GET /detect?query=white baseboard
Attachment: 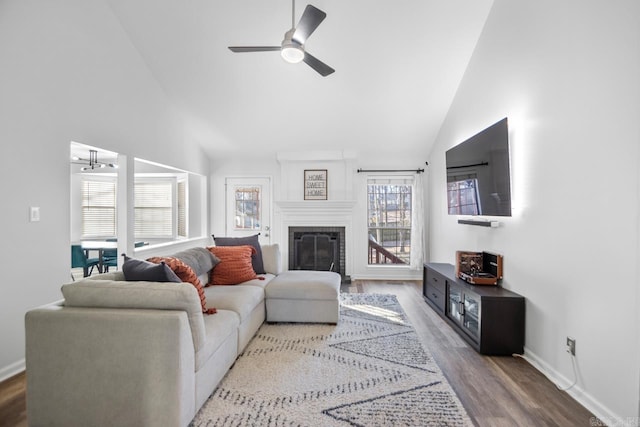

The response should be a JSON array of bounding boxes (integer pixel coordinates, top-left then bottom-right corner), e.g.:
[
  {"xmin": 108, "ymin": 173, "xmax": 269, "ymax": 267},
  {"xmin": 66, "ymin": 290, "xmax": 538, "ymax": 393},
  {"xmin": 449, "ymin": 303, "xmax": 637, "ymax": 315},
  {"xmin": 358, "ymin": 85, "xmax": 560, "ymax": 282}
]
[
  {"xmin": 350, "ymin": 271, "xmax": 422, "ymax": 281},
  {"xmin": 0, "ymin": 359, "xmax": 25, "ymax": 383},
  {"xmin": 522, "ymin": 346, "xmax": 624, "ymax": 425}
]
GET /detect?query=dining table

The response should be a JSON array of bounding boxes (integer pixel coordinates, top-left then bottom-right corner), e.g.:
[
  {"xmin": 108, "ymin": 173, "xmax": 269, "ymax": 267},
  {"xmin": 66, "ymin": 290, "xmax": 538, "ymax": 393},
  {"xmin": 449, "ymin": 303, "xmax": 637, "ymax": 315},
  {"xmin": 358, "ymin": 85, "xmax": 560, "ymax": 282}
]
[{"xmin": 80, "ymin": 240, "xmax": 118, "ymax": 273}]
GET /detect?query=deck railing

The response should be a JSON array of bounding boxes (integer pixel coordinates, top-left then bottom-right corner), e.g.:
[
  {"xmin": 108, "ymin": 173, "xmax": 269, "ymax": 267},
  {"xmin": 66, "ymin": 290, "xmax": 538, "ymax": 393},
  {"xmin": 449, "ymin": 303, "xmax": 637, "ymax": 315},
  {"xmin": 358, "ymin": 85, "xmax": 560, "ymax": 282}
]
[{"xmin": 368, "ymin": 235, "xmax": 407, "ymax": 264}]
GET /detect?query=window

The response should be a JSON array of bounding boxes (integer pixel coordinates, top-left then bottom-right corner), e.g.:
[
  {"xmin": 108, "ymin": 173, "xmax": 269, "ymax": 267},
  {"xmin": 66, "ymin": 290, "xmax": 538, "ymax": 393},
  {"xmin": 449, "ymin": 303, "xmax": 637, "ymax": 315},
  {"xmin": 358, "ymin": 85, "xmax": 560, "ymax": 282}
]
[
  {"xmin": 134, "ymin": 179, "xmax": 174, "ymax": 238},
  {"xmin": 233, "ymin": 186, "xmax": 261, "ymax": 230},
  {"xmin": 73, "ymin": 144, "xmax": 204, "ymax": 249},
  {"xmin": 81, "ymin": 177, "xmax": 187, "ymax": 240},
  {"xmin": 367, "ymin": 177, "xmax": 413, "ymax": 265},
  {"xmin": 177, "ymin": 179, "xmax": 187, "ymax": 237},
  {"xmin": 81, "ymin": 178, "xmax": 116, "ymax": 238}
]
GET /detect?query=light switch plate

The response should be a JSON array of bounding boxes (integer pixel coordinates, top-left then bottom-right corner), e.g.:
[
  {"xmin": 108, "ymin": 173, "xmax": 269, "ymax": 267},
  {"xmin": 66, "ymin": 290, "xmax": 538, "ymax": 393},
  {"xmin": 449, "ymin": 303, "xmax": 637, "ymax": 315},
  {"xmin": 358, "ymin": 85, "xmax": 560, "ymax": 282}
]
[{"xmin": 30, "ymin": 206, "xmax": 40, "ymax": 222}]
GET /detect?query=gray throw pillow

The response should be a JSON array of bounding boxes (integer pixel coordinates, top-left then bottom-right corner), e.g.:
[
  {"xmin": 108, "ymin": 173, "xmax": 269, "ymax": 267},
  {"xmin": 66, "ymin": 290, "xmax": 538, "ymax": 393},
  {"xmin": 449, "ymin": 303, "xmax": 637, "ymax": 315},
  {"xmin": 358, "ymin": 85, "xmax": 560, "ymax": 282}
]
[
  {"xmin": 122, "ymin": 255, "xmax": 181, "ymax": 282},
  {"xmin": 172, "ymin": 247, "xmax": 220, "ymax": 277},
  {"xmin": 212, "ymin": 234, "xmax": 265, "ymax": 274}
]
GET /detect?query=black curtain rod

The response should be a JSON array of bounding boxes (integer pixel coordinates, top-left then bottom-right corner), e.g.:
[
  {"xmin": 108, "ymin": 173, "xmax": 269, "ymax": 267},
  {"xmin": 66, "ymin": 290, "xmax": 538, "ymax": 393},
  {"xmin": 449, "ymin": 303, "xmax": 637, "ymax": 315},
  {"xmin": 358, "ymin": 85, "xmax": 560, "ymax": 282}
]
[
  {"xmin": 357, "ymin": 168, "xmax": 424, "ymax": 173},
  {"xmin": 446, "ymin": 161, "xmax": 489, "ymax": 170},
  {"xmin": 357, "ymin": 162, "xmax": 428, "ymax": 174}
]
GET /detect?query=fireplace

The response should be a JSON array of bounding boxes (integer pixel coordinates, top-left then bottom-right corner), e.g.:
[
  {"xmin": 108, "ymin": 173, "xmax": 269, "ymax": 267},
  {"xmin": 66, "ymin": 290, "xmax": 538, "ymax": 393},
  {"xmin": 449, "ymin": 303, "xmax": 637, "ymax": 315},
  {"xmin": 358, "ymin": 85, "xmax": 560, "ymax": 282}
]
[{"xmin": 288, "ymin": 226, "xmax": 347, "ymax": 281}]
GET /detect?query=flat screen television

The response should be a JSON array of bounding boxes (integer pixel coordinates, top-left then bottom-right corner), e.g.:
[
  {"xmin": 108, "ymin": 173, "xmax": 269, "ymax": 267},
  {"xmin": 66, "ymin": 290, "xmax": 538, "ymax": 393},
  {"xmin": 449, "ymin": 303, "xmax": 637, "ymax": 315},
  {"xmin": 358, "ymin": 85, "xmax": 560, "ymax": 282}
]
[{"xmin": 446, "ymin": 118, "xmax": 512, "ymax": 217}]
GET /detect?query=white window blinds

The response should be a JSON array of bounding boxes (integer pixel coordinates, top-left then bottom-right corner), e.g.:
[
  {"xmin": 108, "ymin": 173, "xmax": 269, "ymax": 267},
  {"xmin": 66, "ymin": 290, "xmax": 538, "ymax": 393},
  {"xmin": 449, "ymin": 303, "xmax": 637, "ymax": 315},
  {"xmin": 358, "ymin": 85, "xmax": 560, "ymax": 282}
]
[
  {"xmin": 135, "ymin": 180, "xmax": 174, "ymax": 238},
  {"xmin": 177, "ymin": 180, "xmax": 187, "ymax": 237},
  {"xmin": 82, "ymin": 179, "xmax": 116, "ymax": 238}
]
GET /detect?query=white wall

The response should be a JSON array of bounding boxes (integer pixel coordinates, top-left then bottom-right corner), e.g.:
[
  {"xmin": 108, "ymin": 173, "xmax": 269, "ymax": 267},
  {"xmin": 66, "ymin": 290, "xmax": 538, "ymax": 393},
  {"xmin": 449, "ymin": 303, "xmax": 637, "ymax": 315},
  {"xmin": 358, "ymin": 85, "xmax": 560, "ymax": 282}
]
[
  {"xmin": 428, "ymin": 0, "xmax": 640, "ymax": 421},
  {"xmin": 0, "ymin": 0, "xmax": 209, "ymax": 380}
]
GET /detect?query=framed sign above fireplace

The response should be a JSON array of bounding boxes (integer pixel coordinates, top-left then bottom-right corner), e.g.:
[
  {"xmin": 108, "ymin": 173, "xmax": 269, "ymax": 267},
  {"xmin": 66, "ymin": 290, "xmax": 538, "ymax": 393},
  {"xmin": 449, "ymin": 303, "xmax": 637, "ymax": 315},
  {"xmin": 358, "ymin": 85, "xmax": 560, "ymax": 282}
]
[{"xmin": 304, "ymin": 169, "xmax": 328, "ymax": 200}]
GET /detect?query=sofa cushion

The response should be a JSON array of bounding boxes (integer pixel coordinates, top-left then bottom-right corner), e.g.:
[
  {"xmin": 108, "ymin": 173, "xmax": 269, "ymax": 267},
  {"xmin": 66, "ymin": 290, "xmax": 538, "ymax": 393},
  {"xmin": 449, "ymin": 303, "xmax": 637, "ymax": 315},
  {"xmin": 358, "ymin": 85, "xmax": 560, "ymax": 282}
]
[
  {"xmin": 207, "ymin": 246, "xmax": 261, "ymax": 285},
  {"xmin": 122, "ymin": 255, "xmax": 181, "ymax": 283},
  {"xmin": 61, "ymin": 279, "xmax": 207, "ymax": 352},
  {"xmin": 171, "ymin": 247, "xmax": 220, "ymax": 277},
  {"xmin": 203, "ymin": 285, "xmax": 264, "ymax": 323},
  {"xmin": 265, "ymin": 270, "xmax": 341, "ymax": 300},
  {"xmin": 196, "ymin": 309, "xmax": 239, "ymax": 371},
  {"xmin": 212, "ymin": 234, "xmax": 265, "ymax": 274},
  {"xmin": 147, "ymin": 257, "xmax": 216, "ymax": 315},
  {"xmin": 237, "ymin": 273, "xmax": 276, "ymax": 290}
]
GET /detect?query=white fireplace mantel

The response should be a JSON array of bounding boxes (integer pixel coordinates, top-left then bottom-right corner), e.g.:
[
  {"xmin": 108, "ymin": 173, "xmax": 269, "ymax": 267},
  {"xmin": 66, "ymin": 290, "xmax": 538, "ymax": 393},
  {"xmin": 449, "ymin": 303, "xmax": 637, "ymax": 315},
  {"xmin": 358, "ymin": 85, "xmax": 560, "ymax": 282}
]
[{"xmin": 275, "ymin": 200, "xmax": 357, "ymax": 274}]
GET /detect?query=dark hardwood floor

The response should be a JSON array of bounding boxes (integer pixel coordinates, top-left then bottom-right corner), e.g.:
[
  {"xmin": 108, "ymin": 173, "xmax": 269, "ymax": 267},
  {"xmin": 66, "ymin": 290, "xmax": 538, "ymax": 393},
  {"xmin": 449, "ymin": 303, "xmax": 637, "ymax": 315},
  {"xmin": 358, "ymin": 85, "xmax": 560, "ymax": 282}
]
[
  {"xmin": 0, "ymin": 281, "xmax": 596, "ymax": 427},
  {"xmin": 0, "ymin": 371, "xmax": 26, "ymax": 427},
  {"xmin": 347, "ymin": 280, "xmax": 597, "ymax": 427}
]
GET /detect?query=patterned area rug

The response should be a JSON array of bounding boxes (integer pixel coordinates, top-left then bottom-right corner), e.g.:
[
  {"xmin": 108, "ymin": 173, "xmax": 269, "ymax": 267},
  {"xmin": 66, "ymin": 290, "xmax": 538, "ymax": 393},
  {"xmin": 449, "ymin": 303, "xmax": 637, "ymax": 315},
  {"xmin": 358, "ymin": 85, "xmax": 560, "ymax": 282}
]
[{"xmin": 191, "ymin": 293, "xmax": 472, "ymax": 426}]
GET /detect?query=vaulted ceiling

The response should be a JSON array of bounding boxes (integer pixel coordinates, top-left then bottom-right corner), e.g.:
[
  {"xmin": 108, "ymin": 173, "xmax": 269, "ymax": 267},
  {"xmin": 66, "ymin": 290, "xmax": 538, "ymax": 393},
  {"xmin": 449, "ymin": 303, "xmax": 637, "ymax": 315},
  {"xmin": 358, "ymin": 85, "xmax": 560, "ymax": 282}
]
[{"xmin": 107, "ymin": 0, "xmax": 493, "ymax": 159}]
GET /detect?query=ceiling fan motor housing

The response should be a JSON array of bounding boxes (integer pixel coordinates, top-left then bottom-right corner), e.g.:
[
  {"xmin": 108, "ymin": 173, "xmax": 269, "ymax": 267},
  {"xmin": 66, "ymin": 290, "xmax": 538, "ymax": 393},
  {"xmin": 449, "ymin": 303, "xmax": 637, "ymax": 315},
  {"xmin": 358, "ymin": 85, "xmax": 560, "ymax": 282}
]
[{"xmin": 281, "ymin": 29, "xmax": 304, "ymax": 63}]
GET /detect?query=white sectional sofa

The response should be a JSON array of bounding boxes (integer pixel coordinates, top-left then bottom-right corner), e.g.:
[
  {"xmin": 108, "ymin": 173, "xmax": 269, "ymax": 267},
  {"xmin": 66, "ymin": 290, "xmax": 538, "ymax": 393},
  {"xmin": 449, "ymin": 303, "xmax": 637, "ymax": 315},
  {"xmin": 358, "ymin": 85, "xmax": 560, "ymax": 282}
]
[{"xmin": 25, "ymin": 244, "xmax": 341, "ymax": 427}]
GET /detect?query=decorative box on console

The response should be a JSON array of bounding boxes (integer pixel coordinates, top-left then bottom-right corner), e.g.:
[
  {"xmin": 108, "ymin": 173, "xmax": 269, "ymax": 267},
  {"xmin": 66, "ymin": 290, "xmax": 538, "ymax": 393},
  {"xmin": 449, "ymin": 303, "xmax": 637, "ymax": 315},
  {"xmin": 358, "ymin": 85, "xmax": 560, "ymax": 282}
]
[{"xmin": 455, "ymin": 251, "xmax": 503, "ymax": 285}]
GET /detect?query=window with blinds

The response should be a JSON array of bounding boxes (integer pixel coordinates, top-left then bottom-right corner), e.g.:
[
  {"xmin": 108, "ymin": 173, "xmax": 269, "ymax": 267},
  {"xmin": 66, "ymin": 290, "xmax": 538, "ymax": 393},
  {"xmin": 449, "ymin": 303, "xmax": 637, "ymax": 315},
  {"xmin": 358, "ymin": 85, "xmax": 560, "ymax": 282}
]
[
  {"xmin": 367, "ymin": 177, "xmax": 413, "ymax": 265},
  {"xmin": 177, "ymin": 180, "xmax": 187, "ymax": 237},
  {"xmin": 81, "ymin": 176, "xmax": 187, "ymax": 241},
  {"xmin": 135, "ymin": 180, "xmax": 174, "ymax": 238},
  {"xmin": 81, "ymin": 179, "xmax": 117, "ymax": 238}
]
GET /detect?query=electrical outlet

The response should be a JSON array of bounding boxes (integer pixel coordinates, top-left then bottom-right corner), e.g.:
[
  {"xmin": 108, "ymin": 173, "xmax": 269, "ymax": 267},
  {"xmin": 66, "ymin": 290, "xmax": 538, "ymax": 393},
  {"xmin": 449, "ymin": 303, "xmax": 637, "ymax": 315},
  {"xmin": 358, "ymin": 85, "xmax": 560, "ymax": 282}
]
[{"xmin": 566, "ymin": 337, "xmax": 576, "ymax": 356}]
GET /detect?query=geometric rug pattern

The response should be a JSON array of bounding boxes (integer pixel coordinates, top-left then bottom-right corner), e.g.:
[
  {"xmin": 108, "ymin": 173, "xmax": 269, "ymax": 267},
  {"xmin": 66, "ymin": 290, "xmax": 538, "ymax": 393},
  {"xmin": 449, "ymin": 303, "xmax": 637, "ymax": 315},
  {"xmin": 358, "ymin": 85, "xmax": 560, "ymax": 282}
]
[{"xmin": 191, "ymin": 293, "xmax": 472, "ymax": 426}]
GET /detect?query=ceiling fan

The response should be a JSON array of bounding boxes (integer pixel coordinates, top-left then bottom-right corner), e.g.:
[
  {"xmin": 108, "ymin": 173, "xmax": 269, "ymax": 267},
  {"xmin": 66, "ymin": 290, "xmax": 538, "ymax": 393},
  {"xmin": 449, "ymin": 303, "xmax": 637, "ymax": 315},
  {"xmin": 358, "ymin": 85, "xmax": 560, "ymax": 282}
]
[{"xmin": 228, "ymin": 1, "xmax": 335, "ymax": 77}]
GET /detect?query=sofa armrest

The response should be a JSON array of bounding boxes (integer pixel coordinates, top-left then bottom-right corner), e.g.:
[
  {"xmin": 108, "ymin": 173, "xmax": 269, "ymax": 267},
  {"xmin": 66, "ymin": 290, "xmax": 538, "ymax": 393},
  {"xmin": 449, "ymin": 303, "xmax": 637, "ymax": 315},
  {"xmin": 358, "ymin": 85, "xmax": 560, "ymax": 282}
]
[{"xmin": 25, "ymin": 305, "xmax": 196, "ymax": 427}]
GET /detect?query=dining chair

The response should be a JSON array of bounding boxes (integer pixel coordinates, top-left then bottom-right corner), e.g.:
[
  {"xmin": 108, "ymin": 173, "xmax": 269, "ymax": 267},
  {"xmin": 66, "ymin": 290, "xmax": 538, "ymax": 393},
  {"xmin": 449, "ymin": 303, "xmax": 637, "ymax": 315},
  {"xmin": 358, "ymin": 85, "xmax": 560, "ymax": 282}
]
[
  {"xmin": 71, "ymin": 245, "xmax": 100, "ymax": 278},
  {"xmin": 102, "ymin": 238, "xmax": 118, "ymax": 272}
]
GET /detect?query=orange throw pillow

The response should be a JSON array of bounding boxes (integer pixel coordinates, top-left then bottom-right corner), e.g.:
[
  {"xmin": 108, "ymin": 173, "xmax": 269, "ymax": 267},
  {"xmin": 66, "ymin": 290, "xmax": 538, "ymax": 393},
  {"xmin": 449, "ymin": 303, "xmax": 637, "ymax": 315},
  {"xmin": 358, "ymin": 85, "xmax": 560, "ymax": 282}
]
[
  {"xmin": 207, "ymin": 245, "xmax": 263, "ymax": 285},
  {"xmin": 147, "ymin": 256, "xmax": 216, "ymax": 315}
]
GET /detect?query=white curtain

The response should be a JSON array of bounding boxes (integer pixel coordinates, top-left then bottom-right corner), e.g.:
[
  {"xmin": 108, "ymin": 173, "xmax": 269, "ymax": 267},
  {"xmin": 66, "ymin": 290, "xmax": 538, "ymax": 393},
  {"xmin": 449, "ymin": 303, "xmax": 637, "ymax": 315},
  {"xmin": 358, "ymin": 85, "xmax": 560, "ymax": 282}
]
[{"xmin": 410, "ymin": 173, "xmax": 425, "ymax": 270}]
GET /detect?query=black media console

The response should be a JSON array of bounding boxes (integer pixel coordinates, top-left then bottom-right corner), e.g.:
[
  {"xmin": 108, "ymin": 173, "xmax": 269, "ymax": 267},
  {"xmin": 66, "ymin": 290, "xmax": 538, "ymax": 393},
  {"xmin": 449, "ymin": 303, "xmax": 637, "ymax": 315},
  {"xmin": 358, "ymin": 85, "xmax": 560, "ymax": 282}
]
[{"xmin": 423, "ymin": 263, "xmax": 525, "ymax": 355}]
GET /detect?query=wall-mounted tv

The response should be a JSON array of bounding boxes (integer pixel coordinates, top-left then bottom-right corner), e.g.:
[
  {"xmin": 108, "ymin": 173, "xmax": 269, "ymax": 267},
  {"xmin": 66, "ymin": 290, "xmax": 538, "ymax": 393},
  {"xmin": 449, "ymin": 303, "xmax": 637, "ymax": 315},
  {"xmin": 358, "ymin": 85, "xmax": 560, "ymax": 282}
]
[{"xmin": 446, "ymin": 118, "xmax": 511, "ymax": 217}]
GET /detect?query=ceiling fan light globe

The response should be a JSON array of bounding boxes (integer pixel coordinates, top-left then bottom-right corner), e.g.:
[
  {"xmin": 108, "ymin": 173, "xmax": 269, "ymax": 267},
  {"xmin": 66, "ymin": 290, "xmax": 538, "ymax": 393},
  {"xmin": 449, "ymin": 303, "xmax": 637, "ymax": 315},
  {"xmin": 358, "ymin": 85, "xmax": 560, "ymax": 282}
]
[{"xmin": 281, "ymin": 45, "xmax": 304, "ymax": 63}]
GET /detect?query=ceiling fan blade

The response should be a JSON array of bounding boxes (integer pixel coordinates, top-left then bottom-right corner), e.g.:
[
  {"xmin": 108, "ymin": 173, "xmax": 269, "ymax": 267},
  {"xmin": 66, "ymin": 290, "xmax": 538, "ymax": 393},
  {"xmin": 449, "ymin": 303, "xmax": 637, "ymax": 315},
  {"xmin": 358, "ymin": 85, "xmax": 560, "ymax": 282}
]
[
  {"xmin": 292, "ymin": 5, "xmax": 326, "ymax": 45},
  {"xmin": 228, "ymin": 46, "xmax": 280, "ymax": 52},
  {"xmin": 303, "ymin": 52, "xmax": 335, "ymax": 76}
]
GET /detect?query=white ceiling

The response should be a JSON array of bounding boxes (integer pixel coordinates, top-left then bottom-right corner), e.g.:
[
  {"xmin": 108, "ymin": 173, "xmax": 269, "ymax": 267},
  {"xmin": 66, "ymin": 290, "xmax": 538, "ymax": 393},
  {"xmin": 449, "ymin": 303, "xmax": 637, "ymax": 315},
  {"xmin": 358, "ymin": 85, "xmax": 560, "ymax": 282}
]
[{"xmin": 106, "ymin": 0, "xmax": 493, "ymax": 159}]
